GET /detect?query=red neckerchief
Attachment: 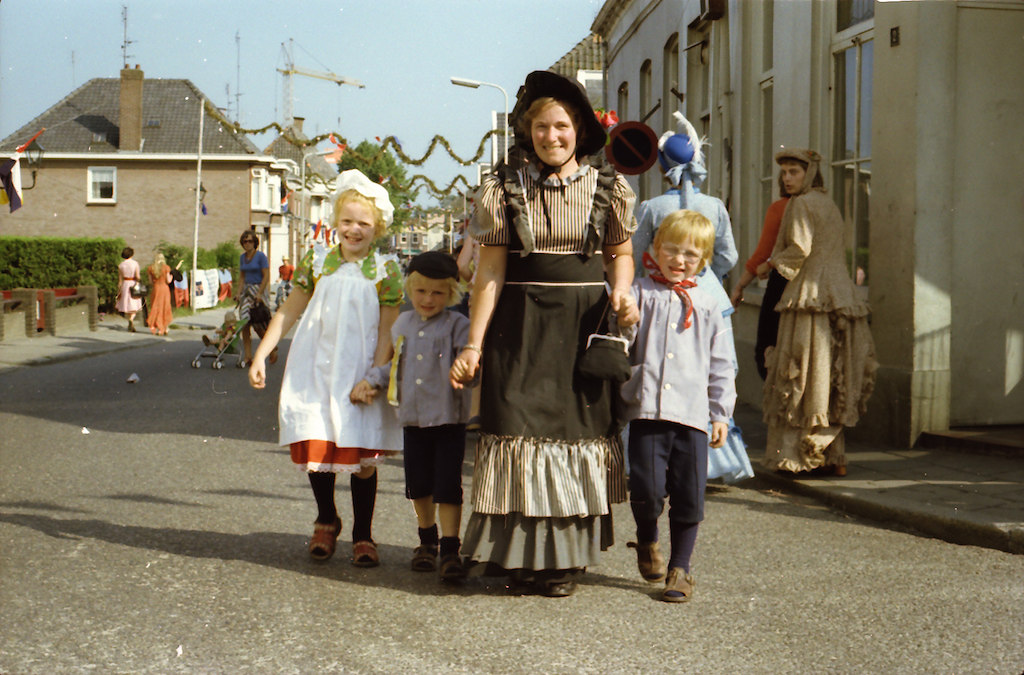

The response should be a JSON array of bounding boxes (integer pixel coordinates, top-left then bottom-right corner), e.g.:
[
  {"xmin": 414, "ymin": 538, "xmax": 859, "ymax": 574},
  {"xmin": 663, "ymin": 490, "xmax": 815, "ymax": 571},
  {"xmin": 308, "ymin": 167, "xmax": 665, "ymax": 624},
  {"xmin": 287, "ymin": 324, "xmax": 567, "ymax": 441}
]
[{"xmin": 643, "ymin": 251, "xmax": 697, "ymax": 329}]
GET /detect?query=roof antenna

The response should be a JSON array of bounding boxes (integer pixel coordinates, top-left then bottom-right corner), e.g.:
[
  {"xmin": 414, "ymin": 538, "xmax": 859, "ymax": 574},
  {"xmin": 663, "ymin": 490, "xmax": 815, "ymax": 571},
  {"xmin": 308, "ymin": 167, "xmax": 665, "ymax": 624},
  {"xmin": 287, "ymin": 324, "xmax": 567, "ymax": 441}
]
[
  {"xmin": 121, "ymin": 5, "xmax": 134, "ymax": 68},
  {"xmin": 234, "ymin": 31, "xmax": 243, "ymax": 124}
]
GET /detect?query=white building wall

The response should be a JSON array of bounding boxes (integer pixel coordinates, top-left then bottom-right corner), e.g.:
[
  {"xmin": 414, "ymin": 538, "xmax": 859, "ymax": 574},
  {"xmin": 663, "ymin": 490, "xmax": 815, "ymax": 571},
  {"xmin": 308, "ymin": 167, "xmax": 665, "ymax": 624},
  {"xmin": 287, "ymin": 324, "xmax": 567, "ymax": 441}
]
[{"xmin": 596, "ymin": 0, "xmax": 1024, "ymax": 445}]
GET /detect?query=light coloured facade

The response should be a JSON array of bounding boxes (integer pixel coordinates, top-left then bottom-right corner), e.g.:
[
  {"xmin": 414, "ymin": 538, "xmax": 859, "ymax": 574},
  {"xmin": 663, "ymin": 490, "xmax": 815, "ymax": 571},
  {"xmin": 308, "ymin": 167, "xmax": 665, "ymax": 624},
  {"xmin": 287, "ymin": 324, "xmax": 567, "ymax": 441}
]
[{"xmin": 593, "ymin": 0, "xmax": 1024, "ymax": 446}]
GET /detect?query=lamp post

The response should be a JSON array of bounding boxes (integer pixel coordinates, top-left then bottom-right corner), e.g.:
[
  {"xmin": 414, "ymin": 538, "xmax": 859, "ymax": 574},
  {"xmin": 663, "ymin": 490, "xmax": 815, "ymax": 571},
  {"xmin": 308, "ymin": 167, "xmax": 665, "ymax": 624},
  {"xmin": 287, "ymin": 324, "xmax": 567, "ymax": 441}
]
[
  {"xmin": 22, "ymin": 139, "xmax": 44, "ymax": 190},
  {"xmin": 450, "ymin": 76, "xmax": 508, "ymax": 166}
]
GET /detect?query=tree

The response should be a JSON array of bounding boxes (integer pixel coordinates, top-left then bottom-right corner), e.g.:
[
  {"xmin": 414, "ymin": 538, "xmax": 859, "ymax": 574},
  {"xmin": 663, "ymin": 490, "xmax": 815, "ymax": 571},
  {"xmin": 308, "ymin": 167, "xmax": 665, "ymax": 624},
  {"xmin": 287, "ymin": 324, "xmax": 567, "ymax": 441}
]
[{"xmin": 337, "ymin": 140, "xmax": 413, "ymax": 242}]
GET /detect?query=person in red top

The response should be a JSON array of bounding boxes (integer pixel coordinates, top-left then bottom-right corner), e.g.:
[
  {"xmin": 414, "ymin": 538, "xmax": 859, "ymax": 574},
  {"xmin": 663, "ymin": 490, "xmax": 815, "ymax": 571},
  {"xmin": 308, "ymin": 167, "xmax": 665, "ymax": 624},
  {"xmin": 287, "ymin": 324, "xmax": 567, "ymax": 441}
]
[
  {"xmin": 729, "ymin": 166, "xmax": 806, "ymax": 378},
  {"xmin": 275, "ymin": 256, "xmax": 295, "ymax": 311}
]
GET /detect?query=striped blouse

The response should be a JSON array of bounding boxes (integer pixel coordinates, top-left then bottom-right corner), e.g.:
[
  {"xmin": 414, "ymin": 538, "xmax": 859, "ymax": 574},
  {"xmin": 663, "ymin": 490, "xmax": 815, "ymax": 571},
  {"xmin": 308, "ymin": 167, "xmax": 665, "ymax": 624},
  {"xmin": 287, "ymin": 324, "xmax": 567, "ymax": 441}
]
[{"xmin": 472, "ymin": 164, "xmax": 637, "ymax": 252}]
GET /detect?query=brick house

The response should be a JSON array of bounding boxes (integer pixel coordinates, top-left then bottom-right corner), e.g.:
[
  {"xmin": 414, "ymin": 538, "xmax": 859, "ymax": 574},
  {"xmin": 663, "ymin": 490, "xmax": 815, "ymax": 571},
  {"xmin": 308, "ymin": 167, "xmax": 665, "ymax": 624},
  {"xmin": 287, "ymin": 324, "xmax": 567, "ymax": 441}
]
[{"xmin": 0, "ymin": 66, "xmax": 288, "ymax": 268}]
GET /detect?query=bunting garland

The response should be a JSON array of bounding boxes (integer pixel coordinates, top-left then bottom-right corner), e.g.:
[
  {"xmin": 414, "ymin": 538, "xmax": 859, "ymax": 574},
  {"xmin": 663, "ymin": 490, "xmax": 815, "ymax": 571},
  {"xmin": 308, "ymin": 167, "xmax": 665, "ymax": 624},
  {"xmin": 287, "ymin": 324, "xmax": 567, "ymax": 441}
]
[{"xmin": 211, "ymin": 108, "xmax": 501, "ymax": 200}]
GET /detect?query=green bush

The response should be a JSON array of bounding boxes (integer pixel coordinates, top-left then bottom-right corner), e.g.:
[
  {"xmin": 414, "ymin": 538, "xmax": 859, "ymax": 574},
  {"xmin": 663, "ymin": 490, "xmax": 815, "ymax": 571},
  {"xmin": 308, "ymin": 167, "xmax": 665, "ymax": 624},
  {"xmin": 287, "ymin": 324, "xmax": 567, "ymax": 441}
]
[
  {"xmin": 0, "ymin": 236, "xmax": 125, "ymax": 303},
  {"xmin": 157, "ymin": 239, "xmax": 238, "ymax": 276}
]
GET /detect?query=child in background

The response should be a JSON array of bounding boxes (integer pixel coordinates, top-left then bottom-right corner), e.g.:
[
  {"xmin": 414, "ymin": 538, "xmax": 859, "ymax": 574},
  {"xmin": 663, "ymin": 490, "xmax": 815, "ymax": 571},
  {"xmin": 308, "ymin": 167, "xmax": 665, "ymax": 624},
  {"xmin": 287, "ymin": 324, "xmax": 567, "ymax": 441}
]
[
  {"xmin": 202, "ymin": 311, "xmax": 238, "ymax": 351},
  {"xmin": 249, "ymin": 169, "xmax": 404, "ymax": 567},
  {"xmin": 618, "ymin": 209, "xmax": 736, "ymax": 603},
  {"xmin": 275, "ymin": 256, "xmax": 295, "ymax": 310},
  {"xmin": 353, "ymin": 251, "xmax": 472, "ymax": 581}
]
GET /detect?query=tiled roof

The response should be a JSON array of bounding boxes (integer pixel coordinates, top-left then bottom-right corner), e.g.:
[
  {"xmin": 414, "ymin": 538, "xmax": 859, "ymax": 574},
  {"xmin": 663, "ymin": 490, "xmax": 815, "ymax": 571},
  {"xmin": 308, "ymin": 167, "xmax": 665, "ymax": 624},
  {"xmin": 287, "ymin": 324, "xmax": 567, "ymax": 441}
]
[
  {"xmin": 264, "ymin": 130, "xmax": 336, "ymax": 180},
  {"xmin": 0, "ymin": 77, "xmax": 261, "ymax": 156},
  {"xmin": 550, "ymin": 33, "xmax": 605, "ymax": 77}
]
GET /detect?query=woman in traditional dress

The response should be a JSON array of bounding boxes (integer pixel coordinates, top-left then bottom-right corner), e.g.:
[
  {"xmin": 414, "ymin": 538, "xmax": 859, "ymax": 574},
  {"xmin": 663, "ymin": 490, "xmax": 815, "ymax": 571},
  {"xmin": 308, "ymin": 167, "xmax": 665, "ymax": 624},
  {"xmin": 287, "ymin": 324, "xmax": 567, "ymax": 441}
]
[
  {"xmin": 761, "ymin": 148, "xmax": 877, "ymax": 475},
  {"xmin": 115, "ymin": 246, "xmax": 142, "ymax": 332},
  {"xmin": 450, "ymin": 70, "xmax": 639, "ymax": 597}
]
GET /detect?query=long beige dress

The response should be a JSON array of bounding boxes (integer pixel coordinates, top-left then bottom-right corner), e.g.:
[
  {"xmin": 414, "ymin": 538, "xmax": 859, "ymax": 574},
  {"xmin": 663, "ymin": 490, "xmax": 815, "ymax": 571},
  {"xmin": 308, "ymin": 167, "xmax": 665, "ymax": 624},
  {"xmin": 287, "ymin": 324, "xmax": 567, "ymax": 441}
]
[{"xmin": 762, "ymin": 187, "xmax": 877, "ymax": 472}]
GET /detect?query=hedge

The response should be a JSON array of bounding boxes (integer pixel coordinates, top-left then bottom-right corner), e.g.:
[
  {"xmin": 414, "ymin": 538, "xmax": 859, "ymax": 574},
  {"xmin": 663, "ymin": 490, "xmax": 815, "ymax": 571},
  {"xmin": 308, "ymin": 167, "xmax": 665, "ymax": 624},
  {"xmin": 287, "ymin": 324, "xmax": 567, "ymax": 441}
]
[
  {"xmin": 0, "ymin": 236, "xmax": 126, "ymax": 303},
  {"xmin": 0, "ymin": 237, "xmax": 241, "ymax": 309}
]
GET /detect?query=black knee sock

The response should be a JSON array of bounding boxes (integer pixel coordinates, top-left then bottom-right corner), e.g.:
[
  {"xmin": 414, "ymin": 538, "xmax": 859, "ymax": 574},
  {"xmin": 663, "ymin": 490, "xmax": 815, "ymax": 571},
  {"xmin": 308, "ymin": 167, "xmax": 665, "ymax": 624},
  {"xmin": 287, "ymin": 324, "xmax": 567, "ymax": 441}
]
[
  {"xmin": 439, "ymin": 536, "xmax": 460, "ymax": 558},
  {"xmin": 668, "ymin": 522, "xmax": 699, "ymax": 573},
  {"xmin": 635, "ymin": 518, "xmax": 659, "ymax": 544},
  {"xmin": 350, "ymin": 471, "xmax": 377, "ymax": 542},
  {"xmin": 308, "ymin": 472, "xmax": 337, "ymax": 525},
  {"xmin": 419, "ymin": 524, "xmax": 439, "ymax": 550}
]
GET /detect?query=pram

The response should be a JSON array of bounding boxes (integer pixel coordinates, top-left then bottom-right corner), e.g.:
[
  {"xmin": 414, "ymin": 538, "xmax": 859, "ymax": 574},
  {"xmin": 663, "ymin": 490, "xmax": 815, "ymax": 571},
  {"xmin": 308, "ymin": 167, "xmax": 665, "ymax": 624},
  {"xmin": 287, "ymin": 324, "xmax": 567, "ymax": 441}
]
[{"xmin": 190, "ymin": 314, "xmax": 249, "ymax": 370}]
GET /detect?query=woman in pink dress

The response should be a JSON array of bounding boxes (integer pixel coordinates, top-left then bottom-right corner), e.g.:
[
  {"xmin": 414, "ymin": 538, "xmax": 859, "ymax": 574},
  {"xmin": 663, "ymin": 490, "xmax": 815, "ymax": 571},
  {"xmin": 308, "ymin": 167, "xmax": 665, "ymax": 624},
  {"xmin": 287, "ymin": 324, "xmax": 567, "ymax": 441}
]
[
  {"xmin": 115, "ymin": 247, "xmax": 143, "ymax": 332},
  {"xmin": 145, "ymin": 252, "xmax": 173, "ymax": 336}
]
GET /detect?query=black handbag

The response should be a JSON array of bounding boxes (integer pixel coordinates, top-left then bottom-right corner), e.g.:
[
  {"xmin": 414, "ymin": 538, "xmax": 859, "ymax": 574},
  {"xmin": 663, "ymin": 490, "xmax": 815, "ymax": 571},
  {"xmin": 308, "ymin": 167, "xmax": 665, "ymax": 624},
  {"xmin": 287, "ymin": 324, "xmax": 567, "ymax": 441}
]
[
  {"xmin": 576, "ymin": 297, "xmax": 632, "ymax": 383},
  {"xmin": 249, "ymin": 300, "xmax": 271, "ymax": 325},
  {"xmin": 129, "ymin": 282, "xmax": 147, "ymax": 299},
  {"xmin": 577, "ymin": 333, "xmax": 631, "ymax": 383}
]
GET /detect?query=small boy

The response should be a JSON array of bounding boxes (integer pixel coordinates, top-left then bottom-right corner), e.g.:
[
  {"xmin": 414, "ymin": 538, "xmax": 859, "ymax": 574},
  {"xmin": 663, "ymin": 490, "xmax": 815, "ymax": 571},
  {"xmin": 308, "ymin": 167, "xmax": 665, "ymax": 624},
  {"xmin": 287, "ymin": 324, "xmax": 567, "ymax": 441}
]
[
  {"xmin": 202, "ymin": 311, "xmax": 238, "ymax": 351},
  {"xmin": 354, "ymin": 251, "xmax": 472, "ymax": 582},
  {"xmin": 618, "ymin": 209, "xmax": 736, "ymax": 603}
]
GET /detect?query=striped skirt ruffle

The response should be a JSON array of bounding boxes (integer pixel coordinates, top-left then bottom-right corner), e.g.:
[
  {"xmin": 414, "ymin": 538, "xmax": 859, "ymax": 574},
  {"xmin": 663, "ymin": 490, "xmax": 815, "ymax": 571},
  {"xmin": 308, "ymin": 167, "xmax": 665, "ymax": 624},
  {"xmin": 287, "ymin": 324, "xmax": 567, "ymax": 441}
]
[{"xmin": 471, "ymin": 433, "xmax": 627, "ymax": 518}]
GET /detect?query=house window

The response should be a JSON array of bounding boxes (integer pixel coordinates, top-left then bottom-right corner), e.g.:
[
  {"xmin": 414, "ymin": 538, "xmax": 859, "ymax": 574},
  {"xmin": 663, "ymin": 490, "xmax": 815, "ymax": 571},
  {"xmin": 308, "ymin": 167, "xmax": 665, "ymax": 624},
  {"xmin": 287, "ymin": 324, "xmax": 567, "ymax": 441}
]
[
  {"xmin": 251, "ymin": 168, "xmax": 270, "ymax": 211},
  {"xmin": 686, "ymin": 26, "xmax": 711, "ymax": 141},
  {"xmin": 759, "ymin": 0, "xmax": 776, "ymax": 222},
  {"xmin": 639, "ymin": 60, "xmax": 653, "ymax": 201},
  {"xmin": 837, "ymin": 0, "xmax": 874, "ymax": 32},
  {"xmin": 87, "ymin": 167, "xmax": 116, "ymax": 204},
  {"xmin": 617, "ymin": 81, "xmax": 629, "ymax": 123},
  {"xmin": 760, "ymin": 83, "xmax": 775, "ymax": 219},
  {"xmin": 831, "ymin": 31, "xmax": 873, "ymax": 285},
  {"xmin": 662, "ymin": 34, "xmax": 680, "ymax": 131}
]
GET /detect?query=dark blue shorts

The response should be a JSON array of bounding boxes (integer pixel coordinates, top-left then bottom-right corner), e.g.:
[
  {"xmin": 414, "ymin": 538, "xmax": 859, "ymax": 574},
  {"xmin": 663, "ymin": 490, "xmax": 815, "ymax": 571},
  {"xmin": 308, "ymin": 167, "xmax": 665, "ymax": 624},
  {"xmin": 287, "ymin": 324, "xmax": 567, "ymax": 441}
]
[
  {"xmin": 403, "ymin": 424, "xmax": 467, "ymax": 504},
  {"xmin": 627, "ymin": 419, "xmax": 708, "ymax": 524}
]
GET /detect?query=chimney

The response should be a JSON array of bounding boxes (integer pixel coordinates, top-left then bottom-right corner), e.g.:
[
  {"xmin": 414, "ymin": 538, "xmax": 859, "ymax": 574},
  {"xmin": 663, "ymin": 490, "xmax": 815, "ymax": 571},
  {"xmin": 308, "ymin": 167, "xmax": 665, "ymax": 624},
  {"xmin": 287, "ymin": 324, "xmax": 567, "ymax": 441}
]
[
  {"xmin": 292, "ymin": 116, "xmax": 304, "ymax": 134},
  {"xmin": 119, "ymin": 65, "xmax": 144, "ymax": 151}
]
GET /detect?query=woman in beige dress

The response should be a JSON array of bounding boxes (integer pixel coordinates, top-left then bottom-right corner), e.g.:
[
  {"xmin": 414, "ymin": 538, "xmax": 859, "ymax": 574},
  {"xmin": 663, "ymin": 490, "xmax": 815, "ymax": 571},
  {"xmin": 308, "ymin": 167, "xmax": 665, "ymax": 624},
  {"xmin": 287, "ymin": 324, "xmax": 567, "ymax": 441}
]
[{"xmin": 762, "ymin": 149, "xmax": 877, "ymax": 475}]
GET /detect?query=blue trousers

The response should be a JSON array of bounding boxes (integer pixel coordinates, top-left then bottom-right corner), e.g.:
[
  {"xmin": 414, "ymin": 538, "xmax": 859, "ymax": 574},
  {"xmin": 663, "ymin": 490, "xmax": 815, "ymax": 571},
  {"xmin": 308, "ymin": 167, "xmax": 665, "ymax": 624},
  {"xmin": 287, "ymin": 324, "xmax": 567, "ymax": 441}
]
[{"xmin": 627, "ymin": 419, "xmax": 708, "ymax": 527}]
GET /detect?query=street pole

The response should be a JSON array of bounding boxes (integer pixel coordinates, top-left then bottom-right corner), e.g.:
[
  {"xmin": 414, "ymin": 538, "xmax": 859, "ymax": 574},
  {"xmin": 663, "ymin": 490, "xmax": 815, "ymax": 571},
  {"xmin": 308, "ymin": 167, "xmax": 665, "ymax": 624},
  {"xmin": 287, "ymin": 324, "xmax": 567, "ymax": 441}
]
[
  {"xmin": 190, "ymin": 99, "xmax": 205, "ymax": 313},
  {"xmin": 450, "ymin": 77, "xmax": 509, "ymax": 166}
]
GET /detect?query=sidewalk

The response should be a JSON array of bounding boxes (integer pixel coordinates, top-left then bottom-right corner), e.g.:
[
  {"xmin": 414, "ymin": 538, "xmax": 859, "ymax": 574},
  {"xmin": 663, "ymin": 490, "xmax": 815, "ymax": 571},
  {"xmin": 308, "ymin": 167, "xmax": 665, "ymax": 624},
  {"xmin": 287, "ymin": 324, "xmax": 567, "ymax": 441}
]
[
  {"xmin": 0, "ymin": 307, "xmax": 223, "ymax": 371},
  {"xmin": 2, "ymin": 313, "xmax": 1021, "ymax": 555}
]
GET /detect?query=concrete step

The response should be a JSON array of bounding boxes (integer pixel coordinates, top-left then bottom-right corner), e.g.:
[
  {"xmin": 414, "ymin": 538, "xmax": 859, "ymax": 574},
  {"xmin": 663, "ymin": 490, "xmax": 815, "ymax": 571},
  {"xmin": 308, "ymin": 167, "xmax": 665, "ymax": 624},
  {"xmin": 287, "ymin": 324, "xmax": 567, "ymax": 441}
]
[{"xmin": 917, "ymin": 426, "xmax": 1024, "ymax": 458}]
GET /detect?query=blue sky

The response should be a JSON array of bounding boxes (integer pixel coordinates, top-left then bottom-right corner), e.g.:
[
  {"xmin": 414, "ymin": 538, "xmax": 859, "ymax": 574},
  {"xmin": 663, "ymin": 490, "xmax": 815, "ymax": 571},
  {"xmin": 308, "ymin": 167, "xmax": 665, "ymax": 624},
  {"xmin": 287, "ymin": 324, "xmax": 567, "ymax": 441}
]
[{"xmin": 0, "ymin": 0, "xmax": 605, "ymax": 204}]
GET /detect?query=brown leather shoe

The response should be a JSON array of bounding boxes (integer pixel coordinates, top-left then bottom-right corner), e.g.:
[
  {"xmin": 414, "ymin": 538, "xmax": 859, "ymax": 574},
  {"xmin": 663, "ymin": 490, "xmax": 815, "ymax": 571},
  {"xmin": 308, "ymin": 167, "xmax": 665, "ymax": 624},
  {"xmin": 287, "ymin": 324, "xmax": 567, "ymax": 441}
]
[
  {"xmin": 627, "ymin": 541, "xmax": 667, "ymax": 582},
  {"xmin": 308, "ymin": 518, "xmax": 341, "ymax": 561},
  {"xmin": 662, "ymin": 567, "xmax": 695, "ymax": 603}
]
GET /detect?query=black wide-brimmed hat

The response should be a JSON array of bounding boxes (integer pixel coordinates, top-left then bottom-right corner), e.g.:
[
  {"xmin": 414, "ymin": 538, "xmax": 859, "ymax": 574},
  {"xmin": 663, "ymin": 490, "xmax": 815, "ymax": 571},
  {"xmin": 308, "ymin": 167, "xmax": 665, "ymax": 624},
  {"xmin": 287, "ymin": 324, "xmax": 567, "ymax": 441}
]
[{"xmin": 509, "ymin": 70, "xmax": 607, "ymax": 159}]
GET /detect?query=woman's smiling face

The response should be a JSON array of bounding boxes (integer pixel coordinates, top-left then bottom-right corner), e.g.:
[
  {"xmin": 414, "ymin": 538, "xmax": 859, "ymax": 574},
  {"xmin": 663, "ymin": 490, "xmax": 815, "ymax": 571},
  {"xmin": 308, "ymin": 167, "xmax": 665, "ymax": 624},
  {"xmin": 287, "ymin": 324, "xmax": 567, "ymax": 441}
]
[{"xmin": 531, "ymin": 102, "xmax": 579, "ymax": 175}]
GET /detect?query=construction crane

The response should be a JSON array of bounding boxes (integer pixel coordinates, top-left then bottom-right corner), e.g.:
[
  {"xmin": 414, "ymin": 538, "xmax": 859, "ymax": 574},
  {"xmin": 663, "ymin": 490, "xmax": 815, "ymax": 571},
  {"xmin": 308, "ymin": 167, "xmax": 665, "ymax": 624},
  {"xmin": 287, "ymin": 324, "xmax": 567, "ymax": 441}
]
[{"xmin": 277, "ymin": 38, "xmax": 364, "ymax": 130}]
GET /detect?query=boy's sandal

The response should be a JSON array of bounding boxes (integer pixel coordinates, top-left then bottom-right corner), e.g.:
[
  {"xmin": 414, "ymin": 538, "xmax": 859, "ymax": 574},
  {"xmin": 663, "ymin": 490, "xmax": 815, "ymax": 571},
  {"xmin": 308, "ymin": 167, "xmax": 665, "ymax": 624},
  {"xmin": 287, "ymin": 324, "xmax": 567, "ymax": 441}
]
[
  {"xmin": 352, "ymin": 540, "xmax": 381, "ymax": 568},
  {"xmin": 308, "ymin": 518, "xmax": 342, "ymax": 561},
  {"xmin": 661, "ymin": 568, "xmax": 695, "ymax": 603},
  {"xmin": 438, "ymin": 554, "xmax": 468, "ymax": 582},
  {"xmin": 627, "ymin": 541, "xmax": 667, "ymax": 582},
  {"xmin": 410, "ymin": 545, "xmax": 438, "ymax": 572}
]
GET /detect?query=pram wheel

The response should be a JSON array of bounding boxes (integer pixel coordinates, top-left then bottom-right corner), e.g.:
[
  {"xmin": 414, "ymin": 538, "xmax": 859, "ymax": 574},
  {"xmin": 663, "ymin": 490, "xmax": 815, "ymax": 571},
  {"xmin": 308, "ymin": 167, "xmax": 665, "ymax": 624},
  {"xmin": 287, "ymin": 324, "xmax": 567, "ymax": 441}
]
[
  {"xmin": 213, "ymin": 360, "xmax": 224, "ymax": 370},
  {"xmin": 237, "ymin": 359, "xmax": 247, "ymax": 369},
  {"xmin": 191, "ymin": 359, "xmax": 200, "ymax": 369}
]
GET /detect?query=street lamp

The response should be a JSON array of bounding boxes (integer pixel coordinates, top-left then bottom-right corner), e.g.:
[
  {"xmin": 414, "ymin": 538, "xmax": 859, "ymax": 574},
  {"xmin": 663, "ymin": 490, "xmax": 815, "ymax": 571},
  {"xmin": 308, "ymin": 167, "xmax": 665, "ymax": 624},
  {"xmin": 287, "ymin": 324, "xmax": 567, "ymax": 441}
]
[
  {"xmin": 450, "ymin": 76, "xmax": 509, "ymax": 166},
  {"xmin": 22, "ymin": 139, "xmax": 44, "ymax": 190}
]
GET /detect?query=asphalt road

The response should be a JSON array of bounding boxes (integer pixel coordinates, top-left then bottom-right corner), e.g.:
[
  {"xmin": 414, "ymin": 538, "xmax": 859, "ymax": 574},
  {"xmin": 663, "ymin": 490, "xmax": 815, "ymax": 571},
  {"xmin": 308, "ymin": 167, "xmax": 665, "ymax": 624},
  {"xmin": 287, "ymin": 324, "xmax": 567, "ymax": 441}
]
[{"xmin": 1, "ymin": 337, "xmax": 1022, "ymax": 673}]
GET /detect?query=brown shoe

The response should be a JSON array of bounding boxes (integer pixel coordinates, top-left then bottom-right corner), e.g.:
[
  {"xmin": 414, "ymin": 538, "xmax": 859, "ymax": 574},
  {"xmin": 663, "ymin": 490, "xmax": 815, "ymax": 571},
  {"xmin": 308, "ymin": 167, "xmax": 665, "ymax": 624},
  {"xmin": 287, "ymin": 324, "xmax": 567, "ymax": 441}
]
[
  {"xmin": 410, "ymin": 545, "xmax": 437, "ymax": 572},
  {"xmin": 352, "ymin": 540, "xmax": 380, "ymax": 568},
  {"xmin": 662, "ymin": 567, "xmax": 695, "ymax": 603},
  {"xmin": 439, "ymin": 554, "xmax": 468, "ymax": 582},
  {"xmin": 309, "ymin": 518, "xmax": 341, "ymax": 561},
  {"xmin": 627, "ymin": 541, "xmax": 667, "ymax": 582}
]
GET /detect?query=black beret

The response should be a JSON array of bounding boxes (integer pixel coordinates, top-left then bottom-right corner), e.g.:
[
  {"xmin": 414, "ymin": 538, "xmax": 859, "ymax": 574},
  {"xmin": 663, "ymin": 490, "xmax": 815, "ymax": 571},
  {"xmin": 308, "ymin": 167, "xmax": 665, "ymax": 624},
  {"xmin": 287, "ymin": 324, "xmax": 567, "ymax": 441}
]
[{"xmin": 408, "ymin": 251, "xmax": 458, "ymax": 280}]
